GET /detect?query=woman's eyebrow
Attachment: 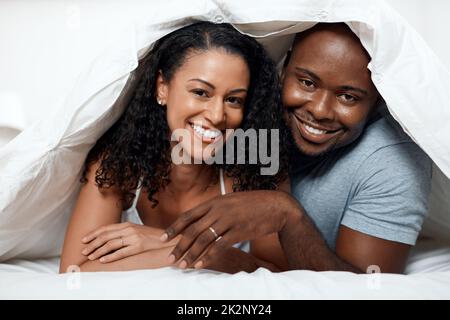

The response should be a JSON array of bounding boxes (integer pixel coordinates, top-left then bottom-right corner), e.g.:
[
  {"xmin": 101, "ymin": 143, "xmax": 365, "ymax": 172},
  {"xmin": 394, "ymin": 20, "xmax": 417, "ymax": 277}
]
[
  {"xmin": 229, "ymin": 88, "xmax": 248, "ymax": 94},
  {"xmin": 189, "ymin": 79, "xmax": 247, "ymax": 94},
  {"xmin": 188, "ymin": 78, "xmax": 215, "ymax": 89}
]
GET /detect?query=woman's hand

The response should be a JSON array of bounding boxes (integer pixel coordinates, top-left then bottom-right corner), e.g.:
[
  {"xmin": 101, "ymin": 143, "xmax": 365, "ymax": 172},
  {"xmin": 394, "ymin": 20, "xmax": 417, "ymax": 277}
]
[
  {"xmin": 161, "ymin": 190, "xmax": 303, "ymax": 267},
  {"xmin": 81, "ymin": 222, "xmax": 180, "ymax": 263}
]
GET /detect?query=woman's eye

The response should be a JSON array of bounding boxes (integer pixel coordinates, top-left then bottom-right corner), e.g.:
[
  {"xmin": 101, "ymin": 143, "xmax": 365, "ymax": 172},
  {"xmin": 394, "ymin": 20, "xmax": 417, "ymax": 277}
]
[
  {"xmin": 338, "ymin": 93, "xmax": 358, "ymax": 103},
  {"xmin": 299, "ymin": 79, "xmax": 315, "ymax": 89},
  {"xmin": 192, "ymin": 89, "xmax": 208, "ymax": 97},
  {"xmin": 226, "ymin": 96, "xmax": 244, "ymax": 106}
]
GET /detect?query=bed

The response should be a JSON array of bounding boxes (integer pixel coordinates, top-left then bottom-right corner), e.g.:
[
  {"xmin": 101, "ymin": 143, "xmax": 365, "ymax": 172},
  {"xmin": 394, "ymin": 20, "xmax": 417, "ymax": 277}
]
[
  {"xmin": 1, "ymin": 239, "xmax": 450, "ymax": 299},
  {"xmin": 1, "ymin": 0, "xmax": 450, "ymax": 299}
]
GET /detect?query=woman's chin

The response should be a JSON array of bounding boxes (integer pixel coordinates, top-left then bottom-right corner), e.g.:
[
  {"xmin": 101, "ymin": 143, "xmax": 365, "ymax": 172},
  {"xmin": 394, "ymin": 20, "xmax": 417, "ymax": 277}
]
[{"xmin": 191, "ymin": 153, "xmax": 214, "ymax": 164}]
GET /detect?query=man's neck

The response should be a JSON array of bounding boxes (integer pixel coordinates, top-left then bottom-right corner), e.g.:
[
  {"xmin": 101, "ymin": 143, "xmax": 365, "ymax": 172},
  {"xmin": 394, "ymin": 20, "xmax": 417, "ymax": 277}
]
[{"xmin": 290, "ymin": 148, "xmax": 335, "ymax": 174}]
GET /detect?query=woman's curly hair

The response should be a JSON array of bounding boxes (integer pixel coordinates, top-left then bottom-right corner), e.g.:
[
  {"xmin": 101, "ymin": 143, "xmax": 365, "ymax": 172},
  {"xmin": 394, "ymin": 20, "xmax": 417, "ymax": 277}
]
[{"xmin": 82, "ymin": 21, "xmax": 292, "ymax": 208}]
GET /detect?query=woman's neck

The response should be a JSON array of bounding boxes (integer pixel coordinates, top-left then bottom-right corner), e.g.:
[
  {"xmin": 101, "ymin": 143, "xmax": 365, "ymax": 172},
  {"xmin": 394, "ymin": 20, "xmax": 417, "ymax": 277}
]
[{"xmin": 167, "ymin": 163, "xmax": 215, "ymax": 194}]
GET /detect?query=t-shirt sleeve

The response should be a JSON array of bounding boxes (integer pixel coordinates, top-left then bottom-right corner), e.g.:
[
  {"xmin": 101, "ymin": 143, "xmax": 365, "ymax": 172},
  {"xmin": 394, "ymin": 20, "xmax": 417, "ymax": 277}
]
[{"xmin": 341, "ymin": 142, "xmax": 432, "ymax": 245}]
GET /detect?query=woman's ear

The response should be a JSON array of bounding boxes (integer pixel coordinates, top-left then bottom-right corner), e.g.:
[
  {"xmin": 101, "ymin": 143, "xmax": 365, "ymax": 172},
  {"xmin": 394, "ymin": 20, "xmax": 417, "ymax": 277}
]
[
  {"xmin": 155, "ymin": 70, "xmax": 168, "ymax": 106},
  {"xmin": 279, "ymin": 69, "xmax": 286, "ymax": 83}
]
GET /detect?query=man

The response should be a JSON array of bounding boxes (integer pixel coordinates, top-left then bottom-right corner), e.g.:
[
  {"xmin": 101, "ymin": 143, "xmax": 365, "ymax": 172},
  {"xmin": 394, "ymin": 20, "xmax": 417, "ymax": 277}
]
[{"xmin": 161, "ymin": 23, "xmax": 432, "ymax": 274}]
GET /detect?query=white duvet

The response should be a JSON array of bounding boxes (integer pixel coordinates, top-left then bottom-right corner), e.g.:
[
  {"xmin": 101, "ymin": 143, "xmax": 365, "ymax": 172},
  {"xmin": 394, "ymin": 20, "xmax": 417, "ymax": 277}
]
[
  {"xmin": 1, "ymin": 243, "xmax": 450, "ymax": 299},
  {"xmin": 1, "ymin": 0, "xmax": 450, "ymax": 299}
]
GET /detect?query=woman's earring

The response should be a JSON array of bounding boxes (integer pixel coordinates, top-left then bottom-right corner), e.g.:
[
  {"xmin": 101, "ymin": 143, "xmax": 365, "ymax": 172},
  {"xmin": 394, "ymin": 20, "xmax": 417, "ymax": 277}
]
[{"xmin": 157, "ymin": 98, "xmax": 166, "ymax": 106}]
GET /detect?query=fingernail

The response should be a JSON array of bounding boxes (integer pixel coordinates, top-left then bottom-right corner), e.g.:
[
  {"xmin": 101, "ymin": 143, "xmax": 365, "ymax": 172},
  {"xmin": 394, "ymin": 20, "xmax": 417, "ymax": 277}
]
[
  {"xmin": 82, "ymin": 249, "xmax": 87, "ymax": 255},
  {"xmin": 179, "ymin": 260, "xmax": 187, "ymax": 269},
  {"xmin": 82, "ymin": 237, "xmax": 88, "ymax": 243},
  {"xmin": 168, "ymin": 254, "xmax": 175, "ymax": 263},
  {"xmin": 99, "ymin": 257, "xmax": 105, "ymax": 263},
  {"xmin": 160, "ymin": 233, "xmax": 168, "ymax": 242},
  {"xmin": 194, "ymin": 261, "xmax": 203, "ymax": 269},
  {"xmin": 88, "ymin": 255, "xmax": 94, "ymax": 260}
]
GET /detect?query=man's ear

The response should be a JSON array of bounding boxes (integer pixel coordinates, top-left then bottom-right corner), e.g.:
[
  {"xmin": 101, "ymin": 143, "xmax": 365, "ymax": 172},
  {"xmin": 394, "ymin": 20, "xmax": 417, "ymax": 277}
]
[
  {"xmin": 370, "ymin": 94, "xmax": 387, "ymax": 118},
  {"xmin": 155, "ymin": 70, "xmax": 168, "ymax": 106}
]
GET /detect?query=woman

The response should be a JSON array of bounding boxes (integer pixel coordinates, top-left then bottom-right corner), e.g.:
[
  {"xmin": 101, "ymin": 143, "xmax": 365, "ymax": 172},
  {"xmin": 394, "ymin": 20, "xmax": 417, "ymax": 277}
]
[{"xmin": 59, "ymin": 22, "xmax": 291, "ymax": 273}]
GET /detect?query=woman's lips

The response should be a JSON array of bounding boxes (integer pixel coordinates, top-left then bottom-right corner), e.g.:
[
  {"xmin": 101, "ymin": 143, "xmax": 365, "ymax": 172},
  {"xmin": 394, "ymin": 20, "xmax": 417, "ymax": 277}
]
[{"xmin": 293, "ymin": 115, "xmax": 342, "ymax": 144}]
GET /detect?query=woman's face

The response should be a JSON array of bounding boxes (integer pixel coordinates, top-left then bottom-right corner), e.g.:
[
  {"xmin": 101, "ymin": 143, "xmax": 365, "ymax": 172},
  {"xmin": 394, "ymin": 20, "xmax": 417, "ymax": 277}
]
[{"xmin": 157, "ymin": 48, "xmax": 250, "ymax": 162}]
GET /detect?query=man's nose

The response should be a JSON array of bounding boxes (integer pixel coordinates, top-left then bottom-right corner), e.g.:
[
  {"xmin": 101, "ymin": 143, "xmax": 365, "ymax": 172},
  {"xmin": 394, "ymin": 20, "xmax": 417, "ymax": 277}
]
[{"xmin": 308, "ymin": 90, "xmax": 335, "ymax": 121}]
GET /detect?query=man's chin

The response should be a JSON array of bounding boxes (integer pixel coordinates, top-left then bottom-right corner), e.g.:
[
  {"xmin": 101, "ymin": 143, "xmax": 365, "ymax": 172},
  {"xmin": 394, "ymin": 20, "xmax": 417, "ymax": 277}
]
[{"xmin": 294, "ymin": 141, "xmax": 337, "ymax": 158}]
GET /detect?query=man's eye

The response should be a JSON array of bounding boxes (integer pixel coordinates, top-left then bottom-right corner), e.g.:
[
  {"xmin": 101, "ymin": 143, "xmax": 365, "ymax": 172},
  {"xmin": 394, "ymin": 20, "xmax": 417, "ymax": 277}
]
[
  {"xmin": 192, "ymin": 89, "xmax": 208, "ymax": 97},
  {"xmin": 299, "ymin": 79, "xmax": 315, "ymax": 88},
  {"xmin": 338, "ymin": 93, "xmax": 357, "ymax": 103}
]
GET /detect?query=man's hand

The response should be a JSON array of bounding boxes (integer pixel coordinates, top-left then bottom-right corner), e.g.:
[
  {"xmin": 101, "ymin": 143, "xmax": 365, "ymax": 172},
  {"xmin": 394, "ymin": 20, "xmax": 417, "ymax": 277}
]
[
  {"xmin": 195, "ymin": 246, "xmax": 281, "ymax": 274},
  {"xmin": 194, "ymin": 247, "xmax": 259, "ymax": 274},
  {"xmin": 161, "ymin": 190, "xmax": 302, "ymax": 267}
]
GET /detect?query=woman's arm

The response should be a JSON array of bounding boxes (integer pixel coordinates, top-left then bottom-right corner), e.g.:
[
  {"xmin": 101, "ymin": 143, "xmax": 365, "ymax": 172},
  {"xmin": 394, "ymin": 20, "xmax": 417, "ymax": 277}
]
[
  {"xmin": 59, "ymin": 160, "xmax": 125, "ymax": 272},
  {"xmin": 250, "ymin": 179, "xmax": 291, "ymax": 271},
  {"xmin": 78, "ymin": 245, "xmax": 176, "ymax": 271}
]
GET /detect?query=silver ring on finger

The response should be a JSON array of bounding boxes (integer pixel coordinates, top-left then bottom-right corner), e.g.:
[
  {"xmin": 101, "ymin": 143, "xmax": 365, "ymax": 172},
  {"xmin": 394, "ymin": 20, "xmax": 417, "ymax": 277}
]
[{"xmin": 208, "ymin": 227, "xmax": 219, "ymax": 240}]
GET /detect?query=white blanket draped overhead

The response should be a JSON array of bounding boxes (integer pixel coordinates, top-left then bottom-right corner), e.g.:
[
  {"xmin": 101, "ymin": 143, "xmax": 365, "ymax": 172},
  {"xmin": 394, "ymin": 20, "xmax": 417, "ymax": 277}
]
[{"xmin": 0, "ymin": 0, "xmax": 449, "ymax": 261}]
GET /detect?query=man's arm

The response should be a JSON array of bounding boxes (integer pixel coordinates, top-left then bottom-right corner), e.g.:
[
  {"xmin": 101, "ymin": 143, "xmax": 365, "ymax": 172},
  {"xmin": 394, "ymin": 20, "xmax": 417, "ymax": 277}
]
[
  {"xmin": 336, "ymin": 226, "xmax": 411, "ymax": 273},
  {"xmin": 279, "ymin": 141, "xmax": 431, "ymax": 274},
  {"xmin": 278, "ymin": 197, "xmax": 408, "ymax": 273},
  {"xmin": 163, "ymin": 189, "xmax": 415, "ymax": 274},
  {"xmin": 164, "ymin": 146, "xmax": 429, "ymax": 275}
]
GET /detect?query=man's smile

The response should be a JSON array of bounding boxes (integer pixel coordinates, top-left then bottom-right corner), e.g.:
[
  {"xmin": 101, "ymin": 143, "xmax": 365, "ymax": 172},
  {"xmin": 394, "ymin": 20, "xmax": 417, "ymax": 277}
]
[{"xmin": 292, "ymin": 113, "xmax": 343, "ymax": 144}]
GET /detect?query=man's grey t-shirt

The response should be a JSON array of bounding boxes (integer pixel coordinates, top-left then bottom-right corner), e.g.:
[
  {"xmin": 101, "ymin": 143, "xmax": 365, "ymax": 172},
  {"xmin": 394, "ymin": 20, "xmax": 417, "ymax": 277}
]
[{"xmin": 290, "ymin": 115, "xmax": 432, "ymax": 250}]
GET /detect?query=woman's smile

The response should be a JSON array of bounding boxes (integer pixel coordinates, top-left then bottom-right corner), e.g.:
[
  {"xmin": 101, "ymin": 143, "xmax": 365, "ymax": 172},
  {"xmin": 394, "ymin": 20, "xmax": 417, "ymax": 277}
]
[{"xmin": 188, "ymin": 121, "xmax": 223, "ymax": 143}]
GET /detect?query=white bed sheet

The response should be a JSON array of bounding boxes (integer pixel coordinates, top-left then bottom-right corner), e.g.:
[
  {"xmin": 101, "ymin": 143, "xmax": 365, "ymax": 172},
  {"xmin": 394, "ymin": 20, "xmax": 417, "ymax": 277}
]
[{"xmin": 1, "ymin": 240, "xmax": 449, "ymax": 299}]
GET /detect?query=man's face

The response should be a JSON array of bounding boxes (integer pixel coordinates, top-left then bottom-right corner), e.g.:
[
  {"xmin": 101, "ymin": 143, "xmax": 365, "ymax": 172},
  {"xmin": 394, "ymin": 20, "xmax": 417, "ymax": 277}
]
[{"xmin": 282, "ymin": 24, "xmax": 379, "ymax": 157}]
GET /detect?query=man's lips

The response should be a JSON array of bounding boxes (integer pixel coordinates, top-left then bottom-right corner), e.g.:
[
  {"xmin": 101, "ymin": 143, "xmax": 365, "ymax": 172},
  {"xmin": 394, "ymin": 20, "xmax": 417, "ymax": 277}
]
[{"xmin": 292, "ymin": 114, "xmax": 343, "ymax": 144}]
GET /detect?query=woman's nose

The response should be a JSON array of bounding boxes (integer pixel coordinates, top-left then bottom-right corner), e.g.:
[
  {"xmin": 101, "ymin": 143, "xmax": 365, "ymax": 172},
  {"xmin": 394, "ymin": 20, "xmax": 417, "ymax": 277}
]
[{"xmin": 205, "ymin": 98, "xmax": 225, "ymax": 126}]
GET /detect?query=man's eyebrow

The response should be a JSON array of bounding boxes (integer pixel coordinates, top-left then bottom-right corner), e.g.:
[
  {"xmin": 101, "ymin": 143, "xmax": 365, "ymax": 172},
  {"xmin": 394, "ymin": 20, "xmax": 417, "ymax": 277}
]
[
  {"xmin": 188, "ymin": 78, "xmax": 215, "ymax": 89},
  {"xmin": 295, "ymin": 67, "xmax": 321, "ymax": 82},
  {"xmin": 295, "ymin": 68, "xmax": 369, "ymax": 96},
  {"xmin": 338, "ymin": 85, "xmax": 368, "ymax": 96}
]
